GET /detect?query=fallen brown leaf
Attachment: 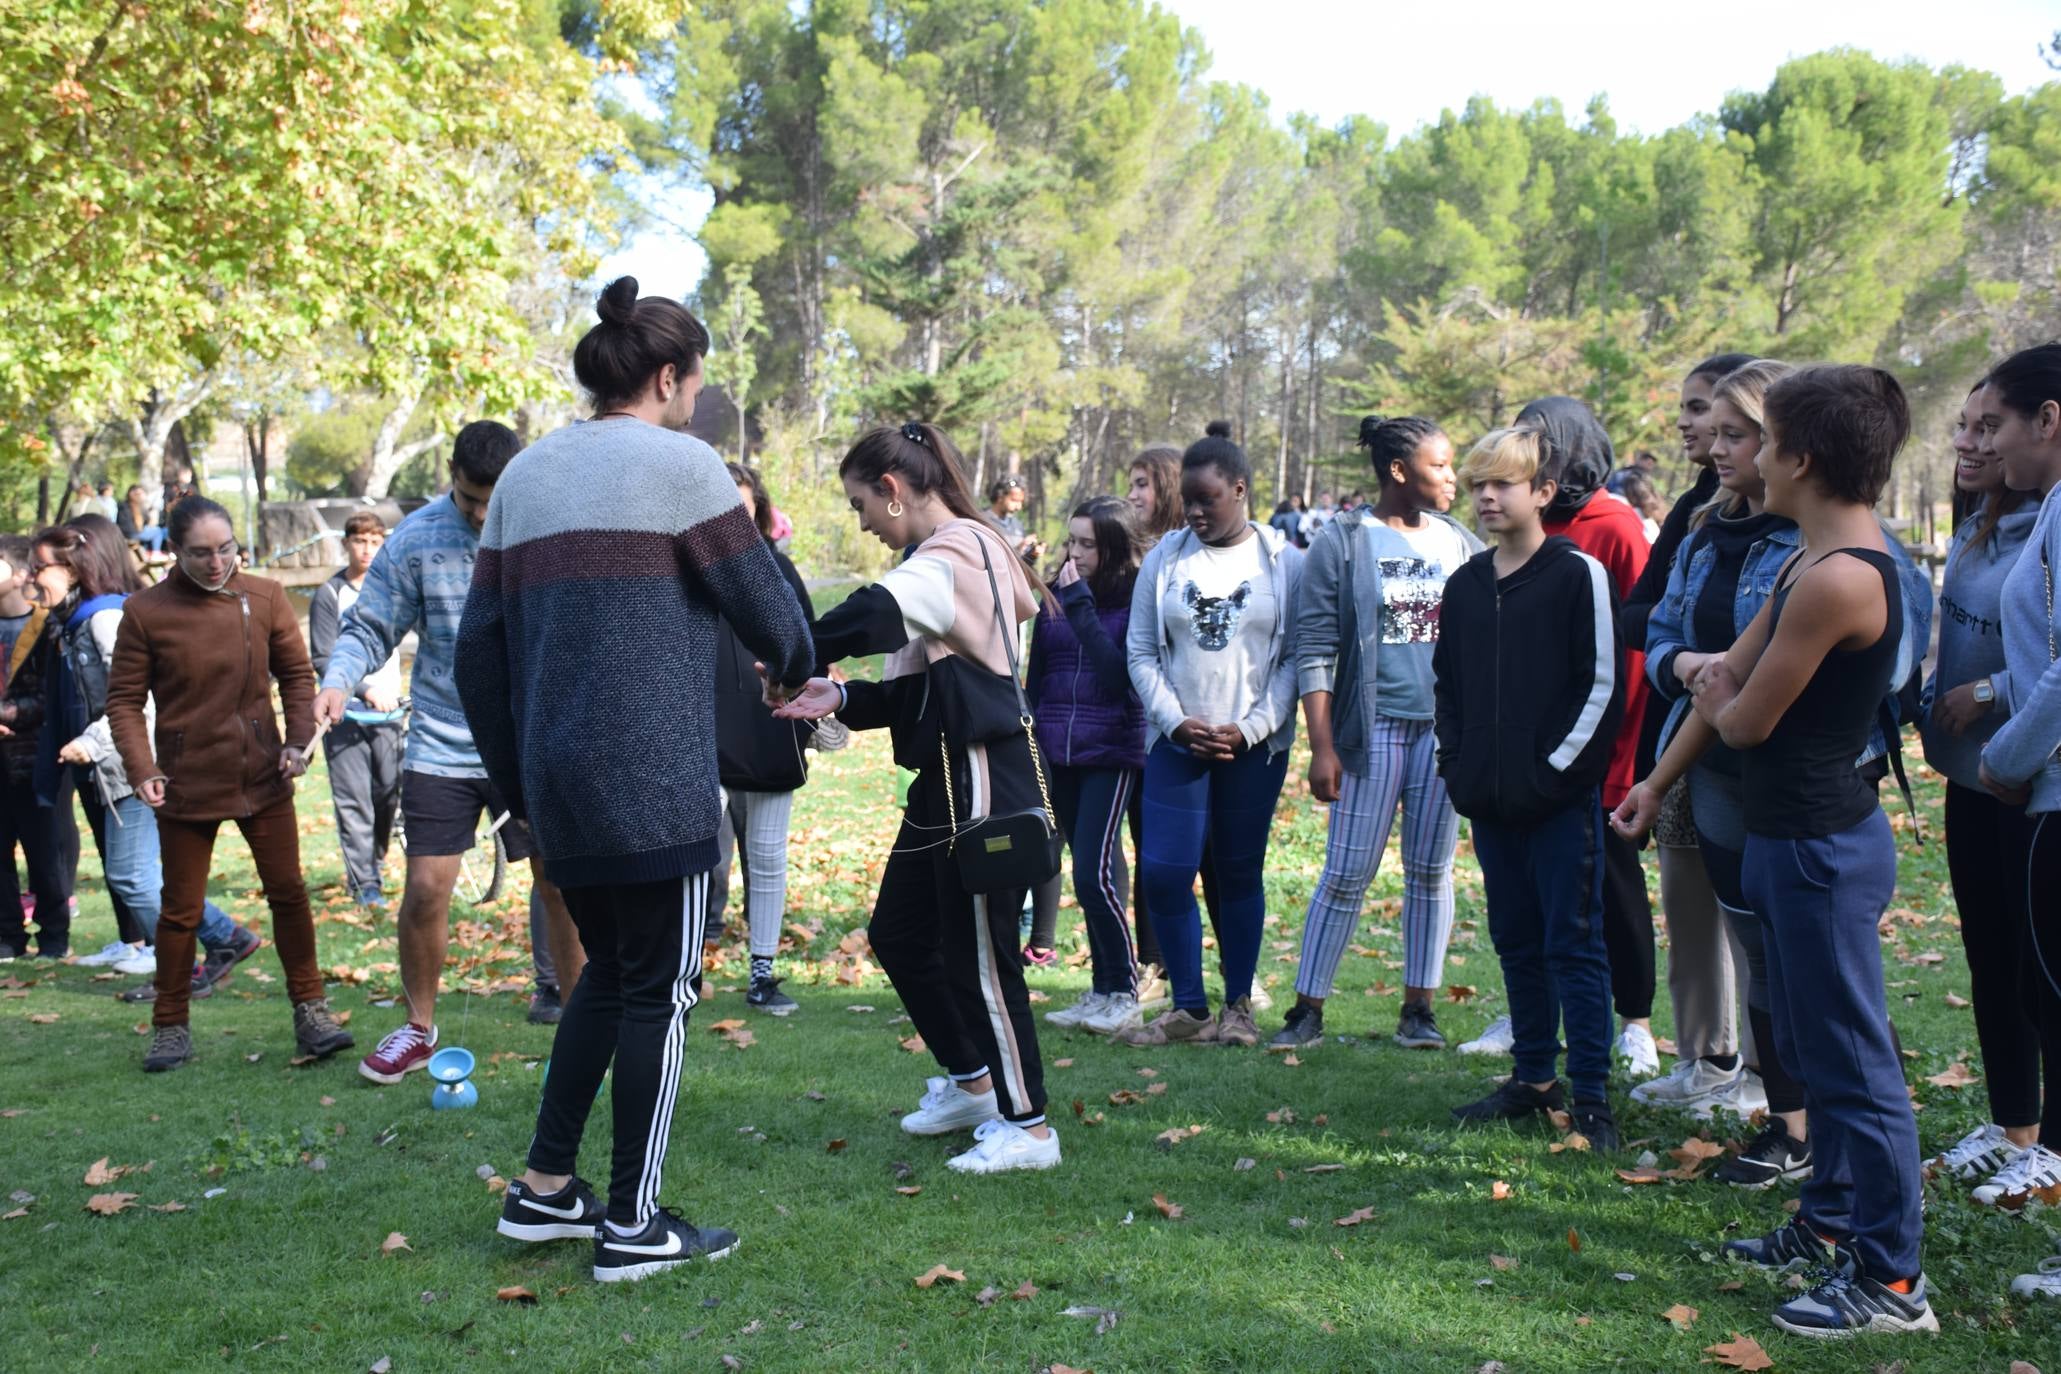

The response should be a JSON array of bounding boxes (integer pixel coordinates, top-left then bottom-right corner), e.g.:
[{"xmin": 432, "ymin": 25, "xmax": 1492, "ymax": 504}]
[
  {"xmin": 898, "ymin": 1034, "xmax": 926, "ymax": 1054},
  {"xmin": 1668, "ymin": 1138, "xmax": 1726, "ymax": 1168},
  {"xmin": 1702, "ymin": 1333, "xmax": 1773, "ymax": 1370},
  {"xmin": 1155, "ymin": 1125, "xmax": 1204, "ymax": 1148},
  {"xmin": 895, "ymin": 1186, "xmax": 922, "ymax": 1197},
  {"xmin": 913, "ymin": 1264, "xmax": 965, "ymax": 1289},
  {"xmin": 1012, "ymin": 1280, "xmax": 1039, "ymax": 1300},
  {"xmin": 708, "ymin": 1019, "xmax": 747, "ymax": 1034},
  {"xmin": 1444, "ymin": 985, "xmax": 1478, "ymax": 1003},
  {"xmin": 1151, "ymin": 1193, "xmax": 1183, "ymax": 1220},
  {"xmin": 1108, "ymin": 1089, "xmax": 1145, "ymax": 1106},
  {"xmin": 1662, "ymin": 1303, "xmax": 1698, "ymax": 1329},
  {"xmin": 825, "ymin": 1139, "xmax": 848, "ymax": 1153},
  {"xmin": 1944, "ymin": 992, "xmax": 1970, "ymax": 1009},
  {"xmin": 1567, "ymin": 1227, "xmax": 1582, "ymax": 1253},
  {"xmin": 1145, "ymin": 1081, "xmax": 1168, "ymax": 1095},
  {"xmin": 1266, "ymin": 1106, "xmax": 1298, "ymax": 1125},
  {"xmin": 1, "ymin": 1207, "xmax": 28, "ymax": 1220},
  {"xmin": 1052, "ymin": 1058, "xmax": 1074, "ymax": 1069},
  {"xmin": 1488, "ymin": 1253, "xmax": 1518, "ymax": 1271},
  {"xmin": 26, "ymin": 1012, "xmax": 58, "ymax": 1024},
  {"xmin": 85, "ymin": 1192, "xmax": 137, "ymax": 1216},
  {"xmin": 380, "ymin": 1231, "xmax": 412, "ymax": 1256},
  {"xmin": 1490, "ymin": 1180, "xmax": 1512, "ymax": 1201},
  {"xmin": 1334, "ymin": 1207, "xmax": 1377, "ymax": 1228},
  {"xmin": 82, "ymin": 1157, "xmax": 131, "ymax": 1186},
  {"xmin": 1716, "ymin": 1280, "xmax": 1743, "ymax": 1293},
  {"xmin": 1550, "ymin": 1132, "xmax": 1592, "ymax": 1153},
  {"xmin": 1279, "ymin": 1053, "xmax": 1302, "ymax": 1067},
  {"xmin": 1925, "ymin": 1062, "xmax": 1980, "ymax": 1089},
  {"xmin": 1136, "ymin": 1067, "xmax": 1158, "ymax": 1078},
  {"xmin": 148, "ymin": 1201, "xmax": 187, "ymax": 1213},
  {"xmin": 1303, "ymin": 1163, "xmax": 1345, "ymax": 1174},
  {"xmin": 1615, "ymin": 1168, "xmax": 1665, "ymax": 1185},
  {"xmin": 495, "ymin": 1285, "xmax": 537, "ymax": 1305}
]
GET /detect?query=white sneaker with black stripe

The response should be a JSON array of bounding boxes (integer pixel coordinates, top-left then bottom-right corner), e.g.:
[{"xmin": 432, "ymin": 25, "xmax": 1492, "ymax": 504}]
[
  {"xmin": 946, "ymin": 1119, "xmax": 1061, "ymax": 1174},
  {"xmin": 1925, "ymin": 1122, "xmax": 2017, "ymax": 1182},
  {"xmin": 592, "ymin": 1208, "xmax": 738, "ymax": 1283},
  {"xmin": 497, "ymin": 1176, "xmax": 604, "ymax": 1243},
  {"xmin": 1971, "ymin": 1143, "xmax": 2061, "ymax": 1210}
]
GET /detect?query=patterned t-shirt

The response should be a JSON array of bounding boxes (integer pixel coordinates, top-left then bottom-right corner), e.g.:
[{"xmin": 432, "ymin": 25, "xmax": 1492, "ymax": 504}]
[{"xmin": 1369, "ymin": 516, "xmax": 1472, "ymax": 721}]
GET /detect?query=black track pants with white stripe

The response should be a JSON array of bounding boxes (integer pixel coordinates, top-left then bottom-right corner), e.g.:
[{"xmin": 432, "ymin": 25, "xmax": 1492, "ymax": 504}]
[{"xmin": 527, "ymin": 873, "xmax": 709, "ymax": 1228}]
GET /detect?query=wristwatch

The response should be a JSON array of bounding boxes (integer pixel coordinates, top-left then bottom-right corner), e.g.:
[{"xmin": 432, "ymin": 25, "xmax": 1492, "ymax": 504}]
[{"xmin": 1972, "ymin": 677, "xmax": 1996, "ymax": 706}]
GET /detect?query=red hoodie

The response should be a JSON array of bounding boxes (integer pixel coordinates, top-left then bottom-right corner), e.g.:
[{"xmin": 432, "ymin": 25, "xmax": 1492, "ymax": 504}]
[{"xmin": 1545, "ymin": 492, "xmax": 1649, "ymax": 809}]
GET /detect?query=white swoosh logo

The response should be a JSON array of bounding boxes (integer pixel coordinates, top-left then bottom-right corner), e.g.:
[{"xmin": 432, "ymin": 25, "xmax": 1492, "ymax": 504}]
[
  {"xmin": 520, "ymin": 1195, "xmax": 590, "ymax": 1219},
  {"xmin": 604, "ymin": 1232, "xmax": 684, "ymax": 1257}
]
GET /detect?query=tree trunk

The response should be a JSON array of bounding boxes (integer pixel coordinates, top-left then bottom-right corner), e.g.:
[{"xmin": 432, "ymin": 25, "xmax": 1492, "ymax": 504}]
[
  {"xmin": 130, "ymin": 376, "xmax": 215, "ymax": 517},
  {"xmin": 356, "ymin": 392, "xmax": 444, "ymax": 500}
]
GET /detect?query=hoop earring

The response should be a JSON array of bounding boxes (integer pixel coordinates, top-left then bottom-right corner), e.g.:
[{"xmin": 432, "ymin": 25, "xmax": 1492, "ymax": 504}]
[{"xmin": 887, "ymin": 500, "xmax": 904, "ymax": 518}]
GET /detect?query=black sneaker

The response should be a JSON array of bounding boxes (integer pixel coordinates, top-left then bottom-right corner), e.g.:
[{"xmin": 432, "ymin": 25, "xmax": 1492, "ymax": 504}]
[
  {"xmin": 592, "ymin": 1207, "xmax": 739, "ymax": 1283},
  {"xmin": 1771, "ymin": 1271, "xmax": 1939, "ymax": 1338},
  {"xmin": 142, "ymin": 1024, "xmax": 193, "ymax": 1072},
  {"xmin": 193, "ymin": 926, "xmax": 262, "ymax": 999},
  {"xmin": 528, "ymin": 985, "xmax": 563, "ymax": 1025},
  {"xmin": 1268, "ymin": 1001, "xmax": 1323, "ymax": 1049},
  {"xmin": 1393, "ymin": 1001, "xmax": 1446, "ymax": 1049},
  {"xmin": 1722, "ymin": 1217, "xmax": 1857, "ymax": 1274},
  {"xmin": 1715, "ymin": 1123, "xmax": 1813, "ymax": 1190},
  {"xmin": 0, "ymin": 935, "xmax": 27, "ymax": 961},
  {"xmin": 497, "ymin": 1176, "xmax": 604, "ymax": 1243},
  {"xmin": 1570, "ymin": 1098, "xmax": 1620, "ymax": 1151},
  {"xmin": 745, "ymin": 974, "xmax": 797, "ymax": 1017},
  {"xmin": 1452, "ymin": 1077, "xmax": 1565, "ymax": 1123}
]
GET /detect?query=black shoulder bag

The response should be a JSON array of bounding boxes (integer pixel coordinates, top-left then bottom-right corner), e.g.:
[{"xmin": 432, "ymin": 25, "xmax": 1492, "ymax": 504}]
[{"xmin": 937, "ymin": 533, "xmax": 1063, "ymax": 895}]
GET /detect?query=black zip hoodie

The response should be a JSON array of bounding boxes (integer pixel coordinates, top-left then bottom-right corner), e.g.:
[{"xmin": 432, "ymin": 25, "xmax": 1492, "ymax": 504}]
[{"xmin": 1432, "ymin": 535, "xmax": 1624, "ymax": 828}]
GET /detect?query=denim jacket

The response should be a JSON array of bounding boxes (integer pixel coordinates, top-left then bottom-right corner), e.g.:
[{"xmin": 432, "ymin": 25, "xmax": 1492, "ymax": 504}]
[{"xmin": 1646, "ymin": 516, "xmax": 1932, "ymax": 770}]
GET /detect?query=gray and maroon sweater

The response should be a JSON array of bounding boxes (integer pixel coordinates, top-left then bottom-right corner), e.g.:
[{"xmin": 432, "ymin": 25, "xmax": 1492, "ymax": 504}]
[{"xmin": 453, "ymin": 418, "xmax": 815, "ymax": 888}]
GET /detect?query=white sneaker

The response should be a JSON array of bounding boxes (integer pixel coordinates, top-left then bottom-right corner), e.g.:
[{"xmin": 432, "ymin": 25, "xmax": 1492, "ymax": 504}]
[
  {"xmin": 1248, "ymin": 984, "xmax": 1274, "ymax": 1013},
  {"xmin": 899, "ymin": 1075, "xmax": 999, "ymax": 1136},
  {"xmin": 1459, "ymin": 1014, "xmax": 1514, "ymax": 1056},
  {"xmin": 112, "ymin": 945, "xmax": 159, "ymax": 976},
  {"xmin": 1927, "ymin": 1123, "xmax": 2017, "ymax": 1182},
  {"xmin": 2010, "ymin": 1255, "xmax": 2061, "ymax": 1300},
  {"xmin": 1614, "ymin": 1022, "xmax": 1660, "ymax": 1078},
  {"xmin": 1972, "ymin": 1143, "xmax": 2061, "ymax": 1210},
  {"xmin": 1135, "ymin": 965, "xmax": 1170, "ymax": 1013},
  {"xmin": 1081, "ymin": 991, "xmax": 1143, "ymax": 1036},
  {"xmin": 1045, "ymin": 991, "xmax": 1107, "ymax": 1030},
  {"xmin": 74, "ymin": 940, "xmax": 137, "ymax": 967},
  {"xmin": 1708, "ymin": 1068, "xmax": 1768, "ymax": 1121},
  {"xmin": 946, "ymin": 1119, "xmax": 1061, "ymax": 1174},
  {"xmin": 1630, "ymin": 1057, "xmax": 1738, "ymax": 1108}
]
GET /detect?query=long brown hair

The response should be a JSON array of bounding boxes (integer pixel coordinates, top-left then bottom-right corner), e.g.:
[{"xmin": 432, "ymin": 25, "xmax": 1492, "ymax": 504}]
[
  {"xmin": 1129, "ymin": 445, "xmax": 1183, "ymax": 539},
  {"xmin": 35, "ymin": 514, "xmax": 142, "ymax": 600},
  {"xmin": 838, "ymin": 422, "xmax": 985, "ymax": 524}
]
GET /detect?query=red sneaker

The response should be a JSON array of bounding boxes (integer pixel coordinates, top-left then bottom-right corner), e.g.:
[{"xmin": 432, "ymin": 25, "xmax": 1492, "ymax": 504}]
[{"xmin": 358, "ymin": 1021, "xmax": 438, "ymax": 1085}]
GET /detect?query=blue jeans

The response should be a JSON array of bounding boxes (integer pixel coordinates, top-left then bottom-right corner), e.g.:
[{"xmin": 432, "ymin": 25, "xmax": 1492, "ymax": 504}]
[
  {"xmin": 99, "ymin": 790, "xmax": 239, "ymax": 951},
  {"xmin": 1138, "ymin": 740, "xmax": 1289, "ymax": 1012},
  {"xmin": 1745, "ymin": 810, "xmax": 1921, "ymax": 1280},
  {"xmin": 1471, "ymin": 796, "xmax": 1615, "ymax": 1102}
]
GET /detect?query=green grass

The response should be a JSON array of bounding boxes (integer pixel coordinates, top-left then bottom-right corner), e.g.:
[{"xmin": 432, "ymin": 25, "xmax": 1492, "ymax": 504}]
[{"xmin": 1, "ymin": 737, "xmax": 2057, "ymax": 1373}]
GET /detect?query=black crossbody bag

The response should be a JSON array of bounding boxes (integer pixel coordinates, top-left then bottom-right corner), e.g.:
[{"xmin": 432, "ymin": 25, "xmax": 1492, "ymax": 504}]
[{"xmin": 934, "ymin": 533, "xmax": 1063, "ymax": 895}]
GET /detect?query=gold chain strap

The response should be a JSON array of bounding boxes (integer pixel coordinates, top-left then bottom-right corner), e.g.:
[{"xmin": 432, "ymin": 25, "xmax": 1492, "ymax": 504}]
[
  {"xmin": 939, "ymin": 734, "xmax": 958, "ymax": 853},
  {"xmin": 1022, "ymin": 714, "xmax": 1056, "ymax": 826}
]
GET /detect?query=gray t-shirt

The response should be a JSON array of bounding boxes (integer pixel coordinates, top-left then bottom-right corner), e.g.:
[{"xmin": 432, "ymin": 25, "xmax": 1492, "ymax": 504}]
[{"xmin": 1368, "ymin": 516, "xmax": 1472, "ymax": 722}]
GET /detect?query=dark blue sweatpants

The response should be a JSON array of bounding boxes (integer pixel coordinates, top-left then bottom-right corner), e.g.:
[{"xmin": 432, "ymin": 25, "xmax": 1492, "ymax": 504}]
[
  {"xmin": 1744, "ymin": 809, "xmax": 1922, "ymax": 1280},
  {"xmin": 1471, "ymin": 795, "xmax": 1614, "ymax": 1102},
  {"xmin": 1138, "ymin": 740, "xmax": 1289, "ymax": 1013}
]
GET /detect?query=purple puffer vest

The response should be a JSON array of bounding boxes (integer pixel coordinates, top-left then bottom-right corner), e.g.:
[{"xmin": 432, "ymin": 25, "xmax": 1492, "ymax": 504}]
[{"xmin": 1031, "ymin": 594, "xmax": 1145, "ymax": 771}]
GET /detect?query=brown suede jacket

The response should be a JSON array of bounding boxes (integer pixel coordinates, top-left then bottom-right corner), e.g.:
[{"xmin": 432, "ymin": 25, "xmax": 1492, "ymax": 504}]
[{"xmin": 106, "ymin": 568, "xmax": 317, "ymax": 821}]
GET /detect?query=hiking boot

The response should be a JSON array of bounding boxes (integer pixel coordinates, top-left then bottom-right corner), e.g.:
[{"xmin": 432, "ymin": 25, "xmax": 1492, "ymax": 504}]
[
  {"xmin": 1458, "ymin": 1014, "xmax": 1514, "ymax": 1056},
  {"xmin": 1715, "ymin": 1123, "xmax": 1813, "ymax": 1190},
  {"xmin": 1117, "ymin": 1007, "xmax": 1215, "ymax": 1047},
  {"xmin": 947, "ymin": 1119, "xmax": 1062, "ymax": 1174},
  {"xmin": 592, "ymin": 1208, "xmax": 738, "ymax": 1283},
  {"xmin": 1771, "ymin": 1271, "xmax": 1939, "ymax": 1338},
  {"xmin": 1723, "ymin": 1217, "xmax": 1857, "ymax": 1274},
  {"xmin": 193, "ymin": 925, "xmax": 262, "ymax": 997},
  {"xmin": 1570, "ymin": 1098, "xmax": 1620, "ymax": 1151},
  {"xmin": 1926, "ymin": 1122, "xmax": 2016, "ymax": 1182},
  {"xmin": 1215, "ymin": 998, "xmax": 1259, "ymax": 1047},
  {"xmin": 744, "ymin": 974, "xmax": 797, "ymax": 1017},
  {"xmin": 498, "ymin": 1176, "xmax": 604, "ymax": 1243},
  {"xmin": 358, "ymin": 1020, "xmax": 437, "ymax": 1084},
  {"xmin": 1394, "ymin": 1001, "xmax": 1446, "ymax": 1049},
  {"xmin": 528, "ymin": 985, "xmax": 563, "ymax": 1025},
  {"xmin": 294, "ymin": 999, "xmax": 355, "ymax": 1059},
  {"xmin": 1269, "ymin": 1001, "xmax": 1324, "ymax": 1049},
  {"xmin": 1452, "ymin": 1077, "xmax": 1565, "ymax": 1123},
  {"xmin": 142, "ymin": 1024, "xmax": 193, "ymax": 1073}
]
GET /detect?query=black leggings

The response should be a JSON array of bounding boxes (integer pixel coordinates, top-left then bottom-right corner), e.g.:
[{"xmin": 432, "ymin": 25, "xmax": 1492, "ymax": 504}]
[
  {"xmin": 869, "ymin": 769, "xmax": 1045, "ymax": 1124},
  {"xmin": 2025, "ymin": 812, "xmax": 2061, "ymax": 1149},
  {"xmin": 1945, "ymin": 783, "xmax": 2043, "ymax": 1129},
  {"xmin": 1600, "ymin": 826, "xmax": 1655, "ymax": 1020},
  {"xmin": 1699, "ymin": 832, "xmax": 1808, "ymax": 1116}
]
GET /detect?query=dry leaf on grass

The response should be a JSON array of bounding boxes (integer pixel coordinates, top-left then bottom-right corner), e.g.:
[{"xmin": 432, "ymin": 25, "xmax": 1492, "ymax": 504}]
[
  {"xmin": 1304, "ymin": 1164, "xmax": 1345, "ymax": 1174},
  {"xmin": 1108, "ymin": 1089, "xmax": 1145, "ymax": 1107},
  {"xmin": 1567, "ymin": 1228, "xmax": 1582, "ymax": 1252},
  {"xmin": 82, "ymin": 1157, "xmax": 139, "ymax": 1186},
  {"xmin": 1488, "ymin": 1253, "xmax": 1518, "ymax": 1271},
  {"xmin": 2007, "ymin": 1363, "xmax": 2042, "ymax": 1374},
  {"xmin": 1145, "ymin": 1081, "xmax": 1168, "ymax": 1096},
  {"xmin": 1, "ymin": 1207, "xmax": 29, "ymax": 1220},
  {"xmin": 898, "ymin": 1034, "xmax": 926, "ymax": 1054},
  {"xmin": 1151, "ymin": 1193, "xmax": 1183, "ymax": 1220},
  {"xmin": 1662, "ymin": 1303, "xmax": 1698, "ymax": 1329},
  {"xmin": 913, "ymin": 1264, "xmax": 965, "ymax": 1289},
  {"xmin": 1925, "ymin": 1062, "xmax": 1980, "ymax": 1089},
  {"xmin": 380, "ymin": 1232, "xmax": 412, "ymax": 1256},
  {"xmin": 1048, "ymin": 1365, "xmax": 1092, "ymax": 1374},
  {"xmin": 1550, "ymin": 1133, "xmax": 1591, "ymax": 1153},
  {"xmin": 708, "ymin": 1019, "xmax": 747, "ymax": 1033},
  {"xmin": 1266, "ymin": 1106, "xmax": 1298, "ymax": 1125},
  {"xmin": 1135, "ymin": 1067, "xmax": 1158, "ymax": 1078},
  {"xmin": 1052, "ymin": 1058, "xmax": 1074, "ymax": 1069},
  {"xmin": 1445, "ymin": 985, "xmax": 1478, "ymax": 1003},
  {"xmin": 1334, "ymin": 1207, "xmax": 1377, "ymax": 1228},
  {"xmin": 895, "ymin": 1186, "xmax": 922, "ymax": 1197},
  {"xmin": 1944, "ymin": 992, "xmax": 1970, "ymax": 1008},
  {"xmin": 1279, "ymin": 1053, "xmax": 1302, "ymax": 1067},
  {"xmin": 1715, "ymin": 1280, "xmax": 1743, "ymax": 1293},
  {"xmin": 1616, "ymin": 1168, "xmax": 1665, "ymax": 1185},
  {"xmin": 1155, "ymin": 1125, "xmax": 1204, "ymax": 1148},
  {"xmin": 1702, "ymin": 1333, "xmax": 1773, "ymax": 1370},
  {"xmin": 26, "ymin": 1012, "xmax": 58, "ymax": 1024},
  {"xmin": 148, "ymin": 1201, "xmax": 187, "ymax": 1213},
  {"xmin": 1489, "ymin": 1180, "xmax": 1512, "ymax": 1201},
  {"xmin": 1668, "ymin": 1138, "xmax": 1726, "ymax": 1168},
  {"xmin": 85, "ymin": 1192, "xmax": 137, "ymax": 1215},
  {"xmin": 495, "ymin": 1285, "xmax": 537, "ymax": 1305},
  {"xmin": 1013, "ymin": 1280, "xmax": 1039, "ymax": 1300},
  {"xmin": 825, "ymin": 1139, "xmax": 848, "ymax": 1153}
]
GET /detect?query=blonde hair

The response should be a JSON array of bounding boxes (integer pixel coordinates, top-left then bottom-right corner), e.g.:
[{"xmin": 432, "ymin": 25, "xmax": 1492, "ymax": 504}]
[
  {"xmin": 1460, "ymin": 427, "xmax": 1545, "ymax": 489},
  {"xmin": 1693, "ymin": 359, "xmax": 1793, "ymax": 529}
]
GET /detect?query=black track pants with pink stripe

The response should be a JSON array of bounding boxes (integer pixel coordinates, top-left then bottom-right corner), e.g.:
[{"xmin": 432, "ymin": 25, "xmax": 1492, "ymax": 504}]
[
  {"xmin": 527, "ymin": 873, "xmax": 708, "ymax": 1228},
  {"xmin": 869, "ymin": 768, "xmax": 1047, "ymax": 1123}
]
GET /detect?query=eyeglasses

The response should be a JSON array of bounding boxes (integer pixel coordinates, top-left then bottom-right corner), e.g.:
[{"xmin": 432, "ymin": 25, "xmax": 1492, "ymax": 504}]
[{"xmin": 178, "ymin": 540, "xmax": 241, "ymax": 562}]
